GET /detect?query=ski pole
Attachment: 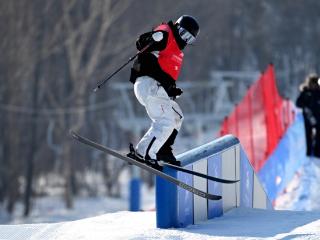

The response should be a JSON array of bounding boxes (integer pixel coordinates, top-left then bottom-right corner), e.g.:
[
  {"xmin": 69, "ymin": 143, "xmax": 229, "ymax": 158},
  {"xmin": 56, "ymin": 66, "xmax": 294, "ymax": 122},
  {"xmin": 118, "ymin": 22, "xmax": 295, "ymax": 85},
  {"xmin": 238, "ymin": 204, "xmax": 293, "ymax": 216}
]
[{"xmin": 93, "ymin": 42, "xmax": 153, "ymax": 93}]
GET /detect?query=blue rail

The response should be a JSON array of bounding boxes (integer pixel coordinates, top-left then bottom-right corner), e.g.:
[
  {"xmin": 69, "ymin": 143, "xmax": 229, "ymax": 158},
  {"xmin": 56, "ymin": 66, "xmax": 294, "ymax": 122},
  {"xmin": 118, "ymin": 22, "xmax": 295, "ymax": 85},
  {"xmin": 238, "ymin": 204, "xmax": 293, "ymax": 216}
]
[{"xmin": 156, "ymin": 134, "xmax": 271, "ymax": 228}]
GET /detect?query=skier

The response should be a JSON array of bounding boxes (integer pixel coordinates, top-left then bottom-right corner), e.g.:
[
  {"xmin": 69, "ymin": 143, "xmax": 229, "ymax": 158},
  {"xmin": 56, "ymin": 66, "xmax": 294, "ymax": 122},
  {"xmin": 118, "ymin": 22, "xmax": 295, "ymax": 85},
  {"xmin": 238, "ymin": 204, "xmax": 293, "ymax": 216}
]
[
  {"xmin": 127, "ymin": 15, "xmax": 200, "ymax": 167},
  {"xmin": 296, "ymin": 73, "xmax": 320, "ymax": 158}
]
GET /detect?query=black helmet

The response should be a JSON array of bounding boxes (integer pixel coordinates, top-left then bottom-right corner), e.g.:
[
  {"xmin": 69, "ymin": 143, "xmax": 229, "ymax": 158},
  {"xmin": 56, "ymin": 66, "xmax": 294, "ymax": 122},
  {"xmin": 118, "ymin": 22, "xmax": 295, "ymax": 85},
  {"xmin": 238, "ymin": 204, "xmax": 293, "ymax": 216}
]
[{"xmin": 175, "ymin": 15, "xmax": 200, "ymax": 44}]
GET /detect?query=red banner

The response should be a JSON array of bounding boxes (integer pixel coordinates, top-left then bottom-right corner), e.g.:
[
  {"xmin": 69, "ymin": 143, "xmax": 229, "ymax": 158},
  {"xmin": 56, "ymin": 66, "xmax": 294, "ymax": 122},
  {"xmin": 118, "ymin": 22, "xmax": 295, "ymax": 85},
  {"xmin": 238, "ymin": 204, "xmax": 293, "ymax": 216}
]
[{"xmin": 220, "ymin": 65, "xmax": 295, "ymax": 171}]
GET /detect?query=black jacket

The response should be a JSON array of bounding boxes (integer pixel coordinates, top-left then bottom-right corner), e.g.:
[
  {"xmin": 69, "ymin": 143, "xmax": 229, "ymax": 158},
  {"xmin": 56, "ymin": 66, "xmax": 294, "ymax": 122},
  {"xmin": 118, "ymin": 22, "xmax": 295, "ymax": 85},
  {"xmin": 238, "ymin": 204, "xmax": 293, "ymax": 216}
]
[{"xmin": 296, "ymin": 89, "xmax": 320, "ymax": 125}]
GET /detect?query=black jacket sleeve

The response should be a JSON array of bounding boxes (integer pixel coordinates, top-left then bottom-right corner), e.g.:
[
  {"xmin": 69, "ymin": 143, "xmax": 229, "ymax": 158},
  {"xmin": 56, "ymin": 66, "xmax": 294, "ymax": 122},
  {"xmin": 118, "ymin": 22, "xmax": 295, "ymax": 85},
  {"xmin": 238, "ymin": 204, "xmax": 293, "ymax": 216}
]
[
  {"xmin": 296, "ymin": 90, "xmax": 312, "ymax": 109},
  {"xmin": 136, "ymin": 31, "xmax": 168, "ymax": 52}
]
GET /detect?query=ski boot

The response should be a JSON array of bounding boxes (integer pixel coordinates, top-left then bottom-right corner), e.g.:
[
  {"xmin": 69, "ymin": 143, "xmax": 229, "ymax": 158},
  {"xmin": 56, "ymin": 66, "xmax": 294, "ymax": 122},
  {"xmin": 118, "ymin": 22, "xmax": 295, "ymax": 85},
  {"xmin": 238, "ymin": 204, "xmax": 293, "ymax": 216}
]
[
  {"xmin": 144, "ymin": 155, "xmax": 163, "ymax": 171},
  {"xmin": 127, "ymin": 144, "xmax": 163, "ymax": 170},
  {"xmin": 157, "ymin": 148, "xmax": 181, "ymax": 166},
  {"xmin": 156, "ymin": 129, "xmax": 181, "ymax": 166},
  {"xmin": 127, "ymin": 143, "xmax": 145, "ymax": 163}
]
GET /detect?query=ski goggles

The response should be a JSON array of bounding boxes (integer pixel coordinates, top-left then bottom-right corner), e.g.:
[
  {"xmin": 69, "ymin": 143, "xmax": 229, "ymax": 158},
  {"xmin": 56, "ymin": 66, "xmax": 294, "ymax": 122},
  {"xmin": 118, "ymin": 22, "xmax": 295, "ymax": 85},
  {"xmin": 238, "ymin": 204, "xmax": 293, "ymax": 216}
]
[{"xmin": 178, "ymin": 26, "xmax": 196, "ymax": 45}]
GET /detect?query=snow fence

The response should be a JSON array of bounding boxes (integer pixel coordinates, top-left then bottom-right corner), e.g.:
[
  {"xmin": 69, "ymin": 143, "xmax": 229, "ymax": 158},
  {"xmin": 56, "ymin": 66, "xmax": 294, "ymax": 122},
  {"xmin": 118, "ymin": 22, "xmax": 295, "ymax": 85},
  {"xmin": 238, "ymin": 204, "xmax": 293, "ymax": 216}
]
[{"xmin": 156, "ymin": 134, "xmax": 272, "ymax": 228}]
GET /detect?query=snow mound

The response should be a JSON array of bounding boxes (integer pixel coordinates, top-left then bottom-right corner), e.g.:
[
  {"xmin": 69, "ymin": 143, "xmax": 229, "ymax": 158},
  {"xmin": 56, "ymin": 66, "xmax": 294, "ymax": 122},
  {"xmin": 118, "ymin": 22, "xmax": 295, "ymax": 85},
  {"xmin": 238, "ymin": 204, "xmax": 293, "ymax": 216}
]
[
  {"xmin": 276, "ymin": 159, "xmax": 320, "ymax": 211},
  {"xmin": 0, "ymin": 208, "xmax": 320, "ymax": 240}
]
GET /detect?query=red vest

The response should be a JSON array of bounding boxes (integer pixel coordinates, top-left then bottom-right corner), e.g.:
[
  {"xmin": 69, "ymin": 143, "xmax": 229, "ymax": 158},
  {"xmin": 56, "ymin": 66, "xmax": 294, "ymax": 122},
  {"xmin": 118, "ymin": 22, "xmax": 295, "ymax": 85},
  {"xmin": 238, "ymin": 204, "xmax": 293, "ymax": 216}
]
[{"xmin": 154, "ymin": 24, "xmax": 184, "ymax": 81}]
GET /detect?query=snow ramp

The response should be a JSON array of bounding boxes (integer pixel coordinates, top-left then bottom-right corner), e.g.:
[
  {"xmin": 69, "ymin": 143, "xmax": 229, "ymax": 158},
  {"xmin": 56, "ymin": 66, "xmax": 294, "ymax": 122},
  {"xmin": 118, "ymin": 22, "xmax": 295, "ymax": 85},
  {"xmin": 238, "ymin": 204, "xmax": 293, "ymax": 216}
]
[{"xmin": 156, "ymin": 134, "xmax": 272, "ymax": 228}]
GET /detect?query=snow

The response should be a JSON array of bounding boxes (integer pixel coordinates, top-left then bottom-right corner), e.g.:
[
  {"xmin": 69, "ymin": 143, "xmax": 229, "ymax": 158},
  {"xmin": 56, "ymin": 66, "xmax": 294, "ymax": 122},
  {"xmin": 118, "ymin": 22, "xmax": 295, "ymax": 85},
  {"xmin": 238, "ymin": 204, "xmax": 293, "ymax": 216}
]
[
  {"xmin": 1, "ymin": 158, "xmax": 320, "ymax": 239},
  {"xmin": 3, "ymin": 184, "xmax": 155, "ymax": 225},
  {"xmin": 275, "ymin": 157, "xmax": 320, "ymax": 211},
  {"xmin": 0, "ymin": 208, "xmax": 320, "ymax": 240},
  {"xmin": 0, "ymin": 167, "xmax": 155, "ymax": 225}
]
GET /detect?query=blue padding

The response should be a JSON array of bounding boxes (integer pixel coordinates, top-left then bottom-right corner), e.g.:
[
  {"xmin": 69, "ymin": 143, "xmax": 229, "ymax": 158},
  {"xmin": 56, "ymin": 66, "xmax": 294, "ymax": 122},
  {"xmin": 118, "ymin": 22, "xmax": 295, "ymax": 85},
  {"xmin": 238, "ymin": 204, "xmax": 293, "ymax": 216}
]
[
  {"xmin": 208, "ymin": 154, "xmax": 223, "ymax": 218},
  {"xmin": 258, "ymin": 112, "xmax": 308, "ymax": 201},
  {"xmin": 178, "ymin": 135, "xmax": 239, "ymax": 167},
  {"xmin": 156, "ymin": 166, "xmax": 178, "ymax": 228},
  {"xmin": 129, "ymin": 178, "xmax": 141, "ymax": 211},
  {"xmin": 240, "ymin": 148, "xmax": 253, "ymax": 207},
  {"xmin": 177, "ymin": 165, "xmax": 194, "ymax": 227},
  {"xmin": 156, "ymin": 134, "xmax": 240, "ymax": 228}
]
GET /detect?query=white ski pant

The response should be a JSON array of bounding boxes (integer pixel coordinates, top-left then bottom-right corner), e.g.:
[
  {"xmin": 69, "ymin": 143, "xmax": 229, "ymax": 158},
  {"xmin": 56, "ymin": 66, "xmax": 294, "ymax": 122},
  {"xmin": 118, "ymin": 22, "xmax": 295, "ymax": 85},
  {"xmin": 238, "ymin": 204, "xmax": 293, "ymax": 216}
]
[{"xmin": 134, "ymin": 76, "xmax": 183, "ymax": 159}]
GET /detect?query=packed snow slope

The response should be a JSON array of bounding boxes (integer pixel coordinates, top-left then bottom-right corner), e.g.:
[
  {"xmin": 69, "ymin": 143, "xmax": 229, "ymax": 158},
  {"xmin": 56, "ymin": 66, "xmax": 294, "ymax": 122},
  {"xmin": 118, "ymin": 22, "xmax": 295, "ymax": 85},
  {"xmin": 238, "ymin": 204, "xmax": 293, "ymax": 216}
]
[
  {"xmin": 0, "ymin": 208, "xmax": 320, "ymax": 240},
  {"xmin": 276, "ymin": 159, "xmax": 320, "ymax": 211}
]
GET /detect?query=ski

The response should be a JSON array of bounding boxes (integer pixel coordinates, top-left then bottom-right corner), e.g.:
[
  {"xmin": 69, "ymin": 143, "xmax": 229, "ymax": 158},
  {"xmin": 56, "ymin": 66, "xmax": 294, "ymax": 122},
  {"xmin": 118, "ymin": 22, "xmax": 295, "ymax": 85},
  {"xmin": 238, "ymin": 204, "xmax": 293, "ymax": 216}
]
[
  {"xmin": 161, "ymin": 162, "xmax": 239, "ymax": 184},
  {"xmin": 70, "ymin": 130, "xmax": 222, "ymax": 201}
]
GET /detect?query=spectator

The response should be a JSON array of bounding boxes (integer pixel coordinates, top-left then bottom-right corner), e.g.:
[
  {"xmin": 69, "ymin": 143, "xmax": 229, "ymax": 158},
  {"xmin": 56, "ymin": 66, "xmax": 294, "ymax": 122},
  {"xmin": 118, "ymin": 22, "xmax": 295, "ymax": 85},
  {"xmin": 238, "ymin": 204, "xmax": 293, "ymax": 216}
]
[{"xmin": 296, "ymin": 73, "xmax": 320, "ymax": 158}]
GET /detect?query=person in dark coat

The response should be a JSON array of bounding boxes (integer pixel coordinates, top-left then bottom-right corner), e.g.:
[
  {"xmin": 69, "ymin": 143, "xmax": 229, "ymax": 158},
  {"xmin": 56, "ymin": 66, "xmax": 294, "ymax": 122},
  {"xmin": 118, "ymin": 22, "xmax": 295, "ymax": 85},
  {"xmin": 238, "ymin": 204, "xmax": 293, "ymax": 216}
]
[{"xmin": 296, "ymin": 73, "xmax": 320, "ymax": 158}]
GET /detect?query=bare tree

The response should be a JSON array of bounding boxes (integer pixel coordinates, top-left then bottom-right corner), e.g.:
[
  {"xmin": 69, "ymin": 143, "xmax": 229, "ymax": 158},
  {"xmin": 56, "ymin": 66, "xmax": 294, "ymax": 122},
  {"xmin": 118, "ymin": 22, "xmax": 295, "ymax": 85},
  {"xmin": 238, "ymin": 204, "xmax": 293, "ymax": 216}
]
[{"xmin": 37, "ymin": 0, "xmax": 133, "ymax": 208}]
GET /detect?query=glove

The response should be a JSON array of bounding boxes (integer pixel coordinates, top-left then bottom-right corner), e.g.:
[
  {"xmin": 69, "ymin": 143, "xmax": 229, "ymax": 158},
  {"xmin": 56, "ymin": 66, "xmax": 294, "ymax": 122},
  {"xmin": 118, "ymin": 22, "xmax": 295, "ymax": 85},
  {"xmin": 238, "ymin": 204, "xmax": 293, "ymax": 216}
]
[
  {"xmin": 136, "ymin": 31, "xmax": 153, "ymax": 51},
  {"xmin": 167, "ymin": 86, "xmax": 183, "ymax": 98},
  {"xmin": 136, "ymin": 31, "xmax": 165, "ymax": 51}
]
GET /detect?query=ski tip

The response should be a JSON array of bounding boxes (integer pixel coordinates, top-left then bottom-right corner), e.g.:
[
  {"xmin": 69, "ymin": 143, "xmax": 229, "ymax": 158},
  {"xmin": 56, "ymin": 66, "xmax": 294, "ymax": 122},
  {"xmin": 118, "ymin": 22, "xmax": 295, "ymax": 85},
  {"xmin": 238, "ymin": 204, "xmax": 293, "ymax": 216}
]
[
  {"xmin": 209, "ymin": 195, "xmax": 222, "ymax": 201},
  {"xmin": 224, "ymin": 179, "xmax": 240, "ymax": 184}
]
